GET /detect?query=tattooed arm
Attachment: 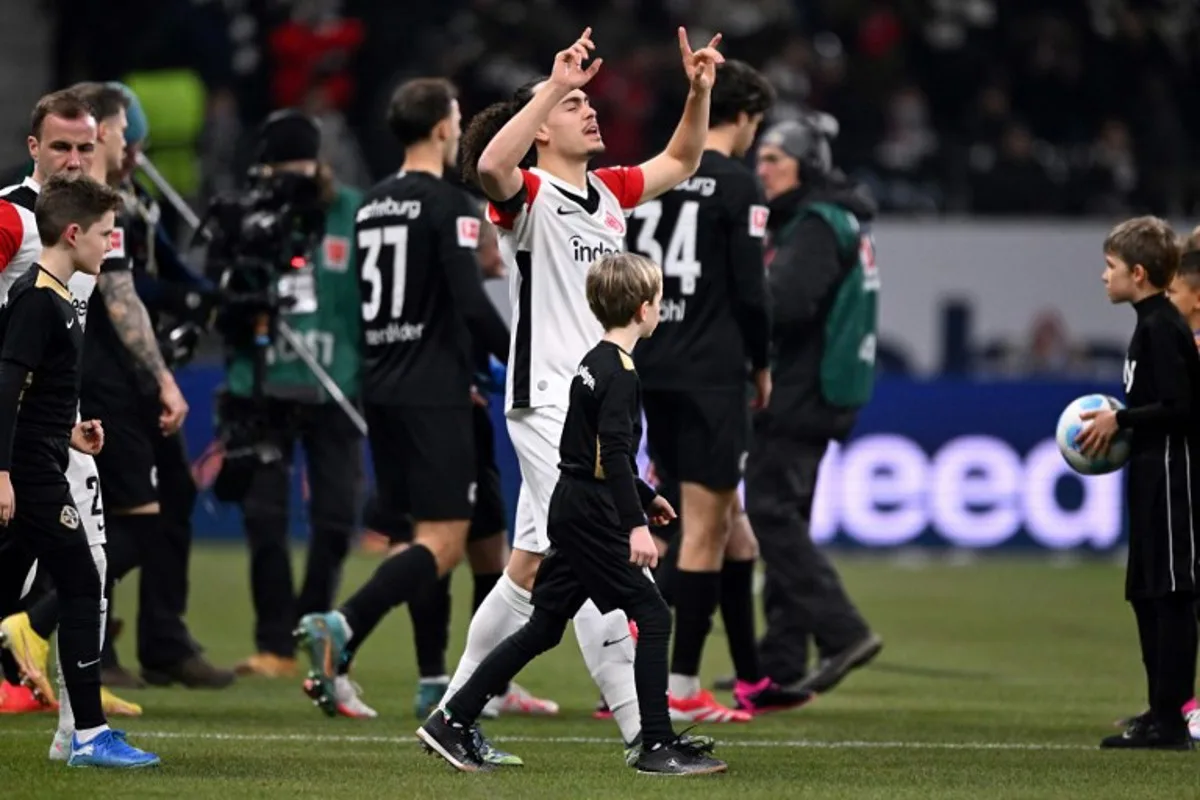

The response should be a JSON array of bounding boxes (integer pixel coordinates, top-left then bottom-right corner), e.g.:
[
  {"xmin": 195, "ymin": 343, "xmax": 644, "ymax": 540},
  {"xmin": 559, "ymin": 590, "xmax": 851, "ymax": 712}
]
[
  {"xmin": 97, "ymin": 271, "xmax": 169, "ymax": 377},
  {"xmin": 96, "ymin": 271, "xmax": 189, "ymax": 433}
]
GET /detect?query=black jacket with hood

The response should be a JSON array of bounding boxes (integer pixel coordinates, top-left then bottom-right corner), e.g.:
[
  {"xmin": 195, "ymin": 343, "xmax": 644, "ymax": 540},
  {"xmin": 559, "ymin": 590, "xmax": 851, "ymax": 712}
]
[{"xmin": 758, "ymin": 172, "xmax": 878, "ymax": 443}]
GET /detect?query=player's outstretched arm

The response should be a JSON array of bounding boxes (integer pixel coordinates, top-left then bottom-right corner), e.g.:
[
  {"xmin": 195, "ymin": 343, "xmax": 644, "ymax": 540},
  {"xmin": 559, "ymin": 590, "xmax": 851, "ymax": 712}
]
[
  {"xmin": 636, "ymin": 28, "xmax": 724, "ymax": 204},
  {"xmin": 476, "ymin": 28, "xmax": 602, "ymax": 203}
]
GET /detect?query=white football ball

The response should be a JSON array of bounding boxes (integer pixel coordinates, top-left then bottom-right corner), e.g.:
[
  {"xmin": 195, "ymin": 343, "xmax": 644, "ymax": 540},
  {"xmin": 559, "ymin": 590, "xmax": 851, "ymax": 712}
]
[{"xmin": 1055, "ymin": 394, "xmax": 1132, "ymax": 475}]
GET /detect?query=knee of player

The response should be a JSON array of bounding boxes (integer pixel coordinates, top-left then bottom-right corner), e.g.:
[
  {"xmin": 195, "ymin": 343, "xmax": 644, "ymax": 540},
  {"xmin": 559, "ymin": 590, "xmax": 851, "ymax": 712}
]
[
  {"xmin": 467, "ymin": 531, "xmax": 510, "ymax": 573},
  {"xmin": 414, "ymin": 523, "xmax": 469, "ymax": 575},
  {"xmin": 505, "ymin": 549, "xmax": 543, "ymax": 592},
  {"xmin": 725, "ymin": 516, "xmax": 759, "ymax": 560},
  {"xmin": 526, "ymin": 607, "xmax": 569, "ymax": 650}
]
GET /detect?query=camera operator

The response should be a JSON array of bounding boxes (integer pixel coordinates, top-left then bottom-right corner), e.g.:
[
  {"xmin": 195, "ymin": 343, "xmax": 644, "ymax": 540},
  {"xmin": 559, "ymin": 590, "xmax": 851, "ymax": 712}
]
[
  {"xmin": 77, "ymin": 82, "xmax": 234, "ymax": 691},
  {"xmin": 745, "ymin": 115, "xmax": 883, "ymax": 697},
  {"xmin": 218, "ymin": 112, "xmax": 365, "ymax": 678}
]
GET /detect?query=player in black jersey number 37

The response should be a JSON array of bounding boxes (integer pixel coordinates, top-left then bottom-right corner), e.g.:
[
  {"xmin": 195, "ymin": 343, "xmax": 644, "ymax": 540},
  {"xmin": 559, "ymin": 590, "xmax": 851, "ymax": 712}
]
[
  {"xmin": 295, "ymin": 78, "xmax": 511, "ymax": 720},
  {"xmin": 0, "ymin": 175, "xmax": 158, "ymax": 768}
]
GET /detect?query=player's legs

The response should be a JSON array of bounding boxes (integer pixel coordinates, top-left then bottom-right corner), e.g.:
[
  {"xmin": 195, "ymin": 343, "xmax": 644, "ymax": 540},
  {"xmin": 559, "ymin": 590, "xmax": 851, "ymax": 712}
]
[
  {"xmin": 423, "ymin": 544, "xmax": 585, "ymax": 771},
  {"xmin": 444, "ymin": 406, "xmax": 639, "ymax": 746},
  {"xmin": 559, "ymin": 487, "xmax": 724, "ymax": 776},
  {"xmin": 721, "ymin": 498, "xmax": 764, "ymax": 684},
  {"xmin": 295, "ymin": 402, "xmax": 361, "ymax": 622},
  {"xmin": 54, "ymin": 451, "xmax": 141, "ymax": 737},
  {"xmin": 0, "ymin": 536, "xmax": 47, "ymax": 712},
  {"xmin": 646, "ymin": 391, "xmax": 748, "ymax": 722},
  {"xmin": 1, "ymin": 565, "xmax": 56, "ymax": 705},
  {"xmin": 236, "ymin": 406, "xmax": 301, "ymax": 668},
  {"xmin": 298, "ymin": 406, "xmax": 471, "ymax": 717},
  {"xmin": 466, "ymin": 427, "xmax": 558, "ymax": 718},
  {"xmin": 746, "ymin": 431, "xmax": 880, "ymax": 695},
  {"xmin": 11, "ymin": 497, "xmax": 158, "ymax": 767}
]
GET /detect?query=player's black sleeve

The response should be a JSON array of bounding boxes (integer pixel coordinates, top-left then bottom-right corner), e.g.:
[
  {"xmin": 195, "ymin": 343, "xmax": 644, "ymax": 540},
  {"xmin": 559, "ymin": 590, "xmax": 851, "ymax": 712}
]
[
  {"xmin": 725, "ymin": 174, "xmax": 771, "ymax": 370},
  {"xmin": 635, "ymin": 478, "xmax": 657, "ymax": 509},
  {"xmin": 1116, "ymin": 320, "xmax": 1193, "ymax": 431},
  {"xmin": 598, "ymin": 369, "xmax": 650, "ymax": 530},
  {"xmin": 0, "ymin": 290, "xmax": 54, "ymax": 371},
  {"xmin": 770, "ymin": 216, "xmax": 842, "ymax": 330},
  {"xmin": 0, "ymin": 359, "xmax": 29, "ymax": 470},
  {"xmin": 440, "ymin": 195, "xmax": 511, "ymax": 362}
]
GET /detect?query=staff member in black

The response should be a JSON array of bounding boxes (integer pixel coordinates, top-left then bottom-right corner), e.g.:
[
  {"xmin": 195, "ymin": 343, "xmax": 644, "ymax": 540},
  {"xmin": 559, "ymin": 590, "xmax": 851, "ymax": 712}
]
[
  {"xmin": 1078, "ymin": 216, "xmax": 1200, "ymax": 750},
  {"xmin": 746, "ymin": 114, "xmax": 883, "ymax": 696}
]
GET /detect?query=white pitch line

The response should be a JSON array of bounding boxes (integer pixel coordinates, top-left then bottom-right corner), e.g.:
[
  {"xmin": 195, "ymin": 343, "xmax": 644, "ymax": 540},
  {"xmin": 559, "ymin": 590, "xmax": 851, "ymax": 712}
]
[{"xmin": 0, "ymin": 728, "xmax": 1095, "ymax": 752}]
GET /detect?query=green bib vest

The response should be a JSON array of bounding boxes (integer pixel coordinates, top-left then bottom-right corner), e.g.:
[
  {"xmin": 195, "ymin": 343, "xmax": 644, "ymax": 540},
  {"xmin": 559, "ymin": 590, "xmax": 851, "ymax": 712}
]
[
  {"xmin": 227, "ymin": 184, "xmax": 363, "ymax": 401},
  {"xmin": 794, "ymin": 201, "xmax": 879, "ymax": 409}
]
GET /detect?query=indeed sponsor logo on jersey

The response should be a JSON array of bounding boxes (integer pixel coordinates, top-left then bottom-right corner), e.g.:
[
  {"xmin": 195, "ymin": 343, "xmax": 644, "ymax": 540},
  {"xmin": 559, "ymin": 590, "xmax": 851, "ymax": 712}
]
[
  {"xmin": 364, "ymin": 321, "xmax": 425, "ymax": 346},
  {"xmin": 672, "ymin": 176, "xmax": 717, "ymax": 197},
  {"xmin": 569, "ymin": 235, "xmax": 618, "ymax": 265},
  {"xmin": 577, "ymin": 364, "xmax": 595, "ymax": 390},
  {"xmin": 356, "ymin": 197, "xmax": 421, "ymax": 223}
]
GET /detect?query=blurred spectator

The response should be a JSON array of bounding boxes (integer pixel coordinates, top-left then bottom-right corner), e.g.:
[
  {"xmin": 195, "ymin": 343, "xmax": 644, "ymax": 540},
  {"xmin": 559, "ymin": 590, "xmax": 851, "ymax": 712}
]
[
  {"xmin": 969, "ymin": 121, "xmax": 1063, "ymax": 215},
  {"xmin": 44, "ymin": 0, "xmax": 1200, "ymax": 216}
]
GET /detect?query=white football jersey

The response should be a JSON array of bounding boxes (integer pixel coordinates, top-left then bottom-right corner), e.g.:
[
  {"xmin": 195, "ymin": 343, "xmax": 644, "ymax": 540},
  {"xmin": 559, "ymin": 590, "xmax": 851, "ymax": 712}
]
[
  {"xmin": 488, "ymin": 165, "xmax": 644, "ymax": 411},
  {"xmin": 0, "ymin": 176, "xmax": 96, "ymax": 327}
]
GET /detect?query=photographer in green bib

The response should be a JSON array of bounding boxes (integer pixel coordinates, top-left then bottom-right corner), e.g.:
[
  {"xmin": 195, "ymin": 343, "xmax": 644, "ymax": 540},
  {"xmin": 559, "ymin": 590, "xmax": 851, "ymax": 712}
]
[
  {"xmin": 222, "ymin": 112, "xmax": 364, "ymax": 678},
  {"xmin": 744, "ymin": 113, "xmax": 884, "ymax": 698}
]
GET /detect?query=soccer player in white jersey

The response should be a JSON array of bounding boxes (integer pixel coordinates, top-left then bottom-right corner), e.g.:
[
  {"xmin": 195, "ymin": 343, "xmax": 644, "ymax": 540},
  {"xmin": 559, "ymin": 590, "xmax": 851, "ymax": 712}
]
[{"xmin": 441, "ymin": 26, "xmax": 723, "ymax": 762}]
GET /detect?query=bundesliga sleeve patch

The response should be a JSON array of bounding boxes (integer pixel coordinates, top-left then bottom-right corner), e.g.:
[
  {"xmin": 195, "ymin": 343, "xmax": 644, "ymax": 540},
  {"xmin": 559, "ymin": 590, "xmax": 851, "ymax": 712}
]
[
  {"xmin": 748, "ymin": 205, "xmax": 769, "ymax": 239},
  {"xmin": 108, "ymin": 228, "xmax": 125, "ymax": 257},
  {"xmin": 456, "ymin": 216, "xmax": 481, "ymax": 249}
]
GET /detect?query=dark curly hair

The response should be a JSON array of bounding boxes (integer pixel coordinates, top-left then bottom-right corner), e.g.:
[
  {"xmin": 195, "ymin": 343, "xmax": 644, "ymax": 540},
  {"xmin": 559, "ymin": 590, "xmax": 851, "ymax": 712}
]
[
  {"xmin": 461, "ymin": 78, "xmax": 545, "ymax": 189},
  {"xmin": 709, "ymin": 60, "xmax": 776, "ymax": 127}
]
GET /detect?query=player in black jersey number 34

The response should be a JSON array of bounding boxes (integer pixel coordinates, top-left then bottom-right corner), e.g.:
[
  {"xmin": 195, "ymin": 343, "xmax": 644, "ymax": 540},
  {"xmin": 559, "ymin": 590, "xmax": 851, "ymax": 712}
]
[
  {"xmin": 420, "ymin": 252, "xmax": 727, "ymax": 775},
  {"xmin": 0, "ymin": 175, "xmax": 158, "ymax": 768}
]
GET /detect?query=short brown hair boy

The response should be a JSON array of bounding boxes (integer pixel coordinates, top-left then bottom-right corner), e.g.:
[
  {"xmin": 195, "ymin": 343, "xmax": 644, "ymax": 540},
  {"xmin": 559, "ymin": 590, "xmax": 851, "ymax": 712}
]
[
  {"xmin": 585, "ymin": 252, "xmax": 663, "ymax": 330},
  {"xmin": 1103, "ymin": 215, "xmax": 1181, "ymax": 289},
  {"xmin": 35, "ymin": 173, "xmax": 122, "ymax": 247}
]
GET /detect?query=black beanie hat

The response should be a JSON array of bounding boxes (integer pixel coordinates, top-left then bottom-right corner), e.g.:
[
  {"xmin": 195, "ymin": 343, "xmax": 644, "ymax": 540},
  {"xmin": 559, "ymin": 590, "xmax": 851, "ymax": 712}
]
[{"xmin": 257, "ymin": 110, "xmax": 321, "ymax": 163}]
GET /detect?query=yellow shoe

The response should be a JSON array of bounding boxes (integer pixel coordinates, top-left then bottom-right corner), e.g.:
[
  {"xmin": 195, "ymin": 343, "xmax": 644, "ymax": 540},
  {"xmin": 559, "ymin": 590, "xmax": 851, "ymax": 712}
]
[
  {"xmin": 100, "ymin": 686, "xmax": 143, "ymax": 717},
  {"xmin": 0, "ymin": 613, "xmax": 55, "ymax": 704}
]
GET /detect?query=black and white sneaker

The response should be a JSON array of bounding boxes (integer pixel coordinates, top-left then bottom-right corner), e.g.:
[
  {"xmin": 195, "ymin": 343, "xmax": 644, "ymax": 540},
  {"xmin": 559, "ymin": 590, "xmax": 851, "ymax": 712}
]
[
  {"xmin": 635, "ymin": 736, "xmax": 727, "ymax": 776},
  {"xmin": 416, "ymin": 711, "xmax": 494, "ymax": 772},
  {"xmin": 1100, "ymin": 713, "xmax": 1193, "ymax": 751}
]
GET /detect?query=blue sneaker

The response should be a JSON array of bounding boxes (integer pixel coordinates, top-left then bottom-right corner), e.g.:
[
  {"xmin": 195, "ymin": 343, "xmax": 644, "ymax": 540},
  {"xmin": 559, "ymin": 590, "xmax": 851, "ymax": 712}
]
[
  {"xmin": 295, "ymin": 612, "xmax": 350, "ymax": 717},
  {"xmin": 67, "ymin": 730, "xmax": 160, "ymax": 768}
]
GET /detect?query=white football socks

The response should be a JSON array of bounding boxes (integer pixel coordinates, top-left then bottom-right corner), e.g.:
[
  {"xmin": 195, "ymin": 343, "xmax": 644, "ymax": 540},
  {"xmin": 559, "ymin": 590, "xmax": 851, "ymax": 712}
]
[
  {"xmin": 573, "ymin": 601, "xmax": 640, "ymax": 745},
  {"xmin": 443, "ymin": 573, "xmax": 532, "ymax": 705}
]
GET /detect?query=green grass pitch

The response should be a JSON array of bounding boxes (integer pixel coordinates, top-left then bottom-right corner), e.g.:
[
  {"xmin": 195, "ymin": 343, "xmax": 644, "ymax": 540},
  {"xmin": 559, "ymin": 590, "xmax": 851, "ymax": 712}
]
[{"xmin": 0, "ymin": 545, "xmax": 1196, "ymax": 798}]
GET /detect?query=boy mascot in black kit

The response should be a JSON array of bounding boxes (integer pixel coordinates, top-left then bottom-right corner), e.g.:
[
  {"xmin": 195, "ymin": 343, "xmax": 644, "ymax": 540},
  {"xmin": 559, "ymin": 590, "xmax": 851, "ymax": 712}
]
[{"xmin": 1077, "ymin": 216, "xmax": 1200, "ymax": 750}]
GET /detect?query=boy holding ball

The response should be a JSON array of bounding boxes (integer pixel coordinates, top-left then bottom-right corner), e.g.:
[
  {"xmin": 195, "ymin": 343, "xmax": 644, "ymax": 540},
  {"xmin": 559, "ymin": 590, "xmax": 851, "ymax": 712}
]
[{"xmin": 1078, "ymin": 216, "xmax": 1200, "ymax": 749}]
